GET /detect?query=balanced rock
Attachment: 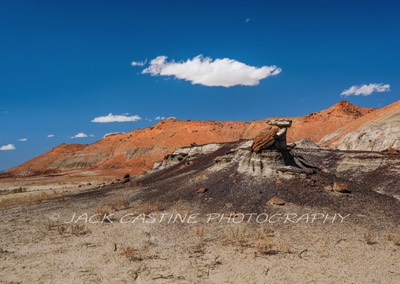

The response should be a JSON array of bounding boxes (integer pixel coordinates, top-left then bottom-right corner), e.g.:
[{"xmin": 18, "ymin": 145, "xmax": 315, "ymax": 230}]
[
  {"xmin": 268, "ymin": 196, "xmax": 286, "ymax": 206},
  {"xmin": 251, "ymin": 125, "xmax": 279, "ymax": 152}
]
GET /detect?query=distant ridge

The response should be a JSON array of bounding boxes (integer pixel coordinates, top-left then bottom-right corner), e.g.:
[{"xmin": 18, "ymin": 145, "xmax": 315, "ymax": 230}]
[{"xmin": 6, "ymin": 100, "xmax": 386, "ymax": 177}]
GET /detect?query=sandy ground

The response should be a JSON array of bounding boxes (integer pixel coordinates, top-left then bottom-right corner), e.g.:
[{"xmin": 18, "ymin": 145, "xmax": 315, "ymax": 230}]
[{"xmin": 1, "ymin": 179, "xmax": 400, "ymax": 284}]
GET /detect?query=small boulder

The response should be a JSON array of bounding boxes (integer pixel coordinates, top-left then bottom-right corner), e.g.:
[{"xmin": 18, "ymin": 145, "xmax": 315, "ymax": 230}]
[
  {"xmin": 225, "ymin": 211, "xmax": 237, "ymax": 217},
  {"xmin": 268, "ymin": 196, "xmax": 285, "ymax": 206},
  {"xmin": 333, "ymin": 182, "xmax": 350, "ymax": 193},
  {"xmin": 324, "ymin": 185, "xmax": 333, "ymax": 191},
  {"xmin": 387, "ymin": 147, "xmax": 399, "ymax": 155},
  {"xmin": 197, "ymin": 187, "xmax": 208, "ymax": 193},
  {"xmin": 121, "ymin": 178, "xmax": 130, "ymax": 184}
]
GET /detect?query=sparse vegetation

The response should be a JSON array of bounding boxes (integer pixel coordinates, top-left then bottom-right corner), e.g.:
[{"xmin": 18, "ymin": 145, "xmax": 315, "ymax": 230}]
[
  {"xmin": 253, "ymin": 228, "xmax": 276, "ymax": 255},
  {"xmin": 232, "ymin": 227, "xmax": 247, "ymax": 247},
  {"xmin": 12, "ymin": 187, "xmax": 27, "ymax": 193},
  {"xmin": 136, "ymin": 200, "xmax": 161, "ymax": 215},
  {"xmin": 171, "ymin": 199, "xmax": 190, "ymax": 215},
  {"xmin": 254, "ymin": 238, "xmax": 274, "ymax": 254},
  {"xmin": 364, "ymin": 231, "xmax": 377, "ymax": 245},
  {"xmin": 71, "ymin": 224, "xmax": 89, "ymax": 236},
  {"xmin": 0, "ymin": 191, "xmax": 52, "ymax": 209},
  {"xmin": 121, "ymin": 242, "xmax": 151, "ymax": 261},
  {"xmin": 193, "ymin": 227, "xmax": 208, "ymax": 254},
  {"xmin": 57, "ymin": 225, "xmax": 67, "ymax": 236},
  {"xmin": 387, "ymin": 233, "xmax": 400, "ymax": 246},
  {"xmin": 45, "ymin": 220, "xmax": 56, "ymax": 231},
  {"xmin": 95, "ymin": 207, "xmax": 112, "ymax": 221},
  {"xmin": 121, "ymin": 245, "xmax": 136, "ymax": 259},
  {"xmin": 105, "ymin": 196, "xmax": 129, "ymax": 211}
]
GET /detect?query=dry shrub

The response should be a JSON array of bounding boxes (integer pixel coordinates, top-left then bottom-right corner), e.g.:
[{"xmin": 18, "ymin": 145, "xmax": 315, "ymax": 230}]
[
  {"xmin": 71, "ymin": 224, "xmax": 89, "ymax": 236},
  {"xmin": 232, "ymin": 227, "xmax": 247, "ymax": 247},
  {"xmin": 58, "ymin": 225, "xmax": 67, "ymax": 236},
  {"xmin": 364, "ymin": 231, "xmax": 376, "ymax": 245},
  {"xmin": 254, "ymin": 227, "xmax": 274, "ymax": 239},
  {"xmin": 279, "ymin": 242, "xmax": 294, "ymax": 254},
  {"xmin": 136, "ymin": 200, "xmax": 161, "ymax": 215},
  {"xmin": 193, "ymin": 227, "xmax": 208, "ymax": 254},
  {"xmin": 255, "ymin": 238, "xmax": 274, "ymax": 254},
  {"xmin": 172, "ymin": 199, "xmax": 190, "ymax": 215},
  {"xmin": 95, "ymin": 207, "xmax": 112, "ymax": 221},
  {"xmin": 253, "ymin": 228, "xmax": 277, "ymax": 255},
  {"xmin": 121, "ymin": 242, "xmax": 150, "ymax": 261},
  {"xmin": 387, "ymin": 233, "xmax": 400, "ymax": 246},
  {"xmin": 105, "ymin": 196, "xmax": 129, "ymax": 211},
  {"xmin": 121, "ymin": 245, "xmax": 135, "ymax": 259},
  {"xmin": 45, "ymin": 220, "xmax": 56, "ymax": 231},
  {"xmin": 220, "ymin": 230, "xmax": 231, "ymax": 246},
  {"xmin": 0, "ymin": 192, "xmax": 51, "ymax": 209},
  {"xmin": 139, "ymin": 242, "xmax": 150, "ymax": 255}
]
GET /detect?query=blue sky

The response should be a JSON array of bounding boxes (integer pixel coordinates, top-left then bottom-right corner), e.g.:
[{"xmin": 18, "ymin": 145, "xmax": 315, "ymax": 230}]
[{"xmin": 1, "ymin": 0, "xmax": 399, "ymax": 171}]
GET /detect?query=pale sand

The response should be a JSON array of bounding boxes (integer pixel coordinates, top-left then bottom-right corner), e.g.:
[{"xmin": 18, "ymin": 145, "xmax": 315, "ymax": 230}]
[{"xmin": 1, "ymin": 182, "xmax": 399, "ymax": 283}]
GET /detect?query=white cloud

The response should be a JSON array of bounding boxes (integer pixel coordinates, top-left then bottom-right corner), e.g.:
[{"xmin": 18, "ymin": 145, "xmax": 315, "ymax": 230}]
[
  {"xmin": 91, "ymin": 113, "xmax": 142, "ymax": 123},
  {"xmin": 131, "ymin": 59, "xmax": 147, "ymax": 67},
  {"xmin": 47, "ymin": 134, "xmax": 55, "ymax": 138},
  {"xmin": 0, "ymin": 144, "xmax": 16, "ymax": 151},
  {"xmin": 246, "ymin": 18, "xmax": 250, "ymax": 23},
  {"xmin": 18, "ymin": 138, "xmax": 28, "ymax": 142},
  {"xmin": 155, "ymin": 116, "xmax": 166, "ymax": 120},
  {"xmin": 89, "ymin": 134, "xmax": 95, "ymax": 137},
  {"xmin": 341, "ymin": 83, "xmax": 390, "ymax": 97},
  {"xmin": 71, "ymin": 133, "xmax": 88, "ymax": 139},
  {"xmin": 141, "ymin": 55, "xmax": 281, "ymax": 87}
]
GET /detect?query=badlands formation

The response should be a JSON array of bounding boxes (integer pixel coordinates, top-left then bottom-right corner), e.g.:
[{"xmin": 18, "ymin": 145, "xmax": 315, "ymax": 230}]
[
  {"xmin": 0, "ymin": 100, "xmax": 399, "ymax": 283},
  {"xmin": 5, "ymin": 100, "xmax": 396, "ymax": 178}
]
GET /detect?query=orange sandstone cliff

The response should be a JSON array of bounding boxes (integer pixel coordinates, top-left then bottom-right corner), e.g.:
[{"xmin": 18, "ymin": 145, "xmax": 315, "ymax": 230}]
[{"xmin": 6, "ymin": 101, "xmax": 379, "ymax": 177}]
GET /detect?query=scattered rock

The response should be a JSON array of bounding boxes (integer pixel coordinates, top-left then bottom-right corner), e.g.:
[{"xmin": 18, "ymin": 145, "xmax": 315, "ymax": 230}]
[
  {"xmin": 387, "ymin": 147, "xmax": 399, "ymax": 155},
  {"xmin": 333, "ymin": 182, "xmax": 350, "ymax": 193},
  {"xmin": 123, "ymin": 173, "xmax": 130, "ymax": 179},
  {"xmin": 225, "ymin": 211, "xmax": 237, "ymax": 217},
  {"xmin": 251, "ymin": 126, "xmax": 279, "ymax": 152},
  {"xmin": 268, "ymin": 197, "xmax": 285, "ymax": 206},
  {"xmin": 197, "ymin": 187, "xmax": 208, "ymax": 193},
  {"xmin": 324, "ymin": 185, "xmax": 333, "ymax": 191},
  {"xmin": 121, "ymin": 178, "xmax": 130, "ymax": 184}
]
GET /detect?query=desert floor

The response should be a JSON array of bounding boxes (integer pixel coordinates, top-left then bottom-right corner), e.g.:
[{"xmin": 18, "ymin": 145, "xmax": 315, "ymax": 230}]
[{"xmin": 1, "ymin": 177, "xmax": 400, "ymax": 284}]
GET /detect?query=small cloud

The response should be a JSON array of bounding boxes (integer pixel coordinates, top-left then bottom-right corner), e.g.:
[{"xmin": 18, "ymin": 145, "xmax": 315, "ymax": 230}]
[
  {"xmin": 141, "ymin": 55, "xmax": 281, "ymax": 87},
  {"xmin": 246, "ymin": 18, "xmax": 250, "ymax": 23},
  {"xmin": 0, "ymin": 144, "xmax": 16, "ymax": 151},
  {"xmin": 155, "ymin": 116, "xmax": 166, "ymax": 120},
  {"xmin": 89, "ymin": 134, "xmax": 95, "ymax": 137},
  {"xmin": 47, "ymin": 134, "xmax": 55, "ymax": 138},
  {"xmin": 71, "ymin": 132, "xmax": 88, "ymax": 139},
  {"xmin": 131, "ymin": 59, "xmax": 147, "ymax": 67},
  {"xmin": 91, "ymin": 113, "xmax": 142, "ymax": 123},
  {"xmin": 1, "ymin": 111, "xmax": 8, "ymax": 114},
  {"xmin": 340, "ymin": 83, "xmax": 390, "ymax": 97},
  {"xmin": 17, "ymin": 138, "xmax": 28, "ymax": 142}
]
